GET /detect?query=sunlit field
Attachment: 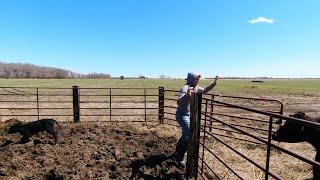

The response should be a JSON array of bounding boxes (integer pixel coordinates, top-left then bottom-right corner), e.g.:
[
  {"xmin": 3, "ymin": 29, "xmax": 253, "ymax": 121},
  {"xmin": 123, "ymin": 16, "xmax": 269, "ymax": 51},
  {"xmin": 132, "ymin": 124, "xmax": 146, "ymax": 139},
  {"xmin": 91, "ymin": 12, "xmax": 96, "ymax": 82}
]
[{"xmin": 0, "ymin": 78, "xmax": 319, "ymax": 96}]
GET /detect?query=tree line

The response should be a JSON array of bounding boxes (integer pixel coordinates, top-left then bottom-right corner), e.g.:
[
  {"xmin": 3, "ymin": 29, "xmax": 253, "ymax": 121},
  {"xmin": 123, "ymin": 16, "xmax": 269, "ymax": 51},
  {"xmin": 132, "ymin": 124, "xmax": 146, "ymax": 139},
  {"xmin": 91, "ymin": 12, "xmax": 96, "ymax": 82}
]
[{"xmin": 0, "ymin": 62, "xmax": 110, "ymax": 79}]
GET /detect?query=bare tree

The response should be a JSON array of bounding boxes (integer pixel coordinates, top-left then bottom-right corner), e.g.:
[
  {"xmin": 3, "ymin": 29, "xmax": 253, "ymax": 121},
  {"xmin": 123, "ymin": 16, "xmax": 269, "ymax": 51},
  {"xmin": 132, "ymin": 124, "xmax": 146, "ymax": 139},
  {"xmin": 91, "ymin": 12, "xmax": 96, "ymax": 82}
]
[{"xmin": 0, "ymin": 62, "xmax": 110, "ymax": 79}]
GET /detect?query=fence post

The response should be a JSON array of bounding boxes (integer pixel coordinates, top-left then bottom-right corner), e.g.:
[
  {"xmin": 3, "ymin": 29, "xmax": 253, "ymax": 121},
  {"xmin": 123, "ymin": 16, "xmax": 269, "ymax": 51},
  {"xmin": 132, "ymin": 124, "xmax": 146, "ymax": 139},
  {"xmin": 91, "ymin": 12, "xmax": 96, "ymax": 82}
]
[
  {"xmin": 278, "ymin": 103, "xmax": 284, "ymax": 124},
  {"xmin": 72, "ymin": 86, "xmax": 80, "ymax": 123},
  {"xmin": 144, "ymin": 89, "xmax": 147, "ymax": 122},
  {"xmin": 265, "ymin": 116, "xmax": 274, "ymax": 180},
  {"xmin": 36, "ymin": 88, "xmax": 40, "ymax": 121},
  {"xmin": 187, "ymin": 92, "xmax": 202, "ymax": 179},
  {"xmin": 275, "ymin": 102, "xmax": 284, "ymax": 125},
  {"xmin": 109, "ymin": 89, "xmax": 112, "ymax": 121},
  {"xmin": 158, "ymin": 87, "xmax": 164, "ymax": 123}
]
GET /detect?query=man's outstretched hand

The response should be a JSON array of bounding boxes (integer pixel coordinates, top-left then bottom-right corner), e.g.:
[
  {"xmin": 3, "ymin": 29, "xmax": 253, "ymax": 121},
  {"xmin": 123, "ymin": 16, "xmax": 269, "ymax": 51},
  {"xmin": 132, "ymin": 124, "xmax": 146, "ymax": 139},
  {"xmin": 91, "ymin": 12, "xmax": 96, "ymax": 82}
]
[{"xmin": 213, "ymin": 75, "xmax": 220, "ymax": 84}]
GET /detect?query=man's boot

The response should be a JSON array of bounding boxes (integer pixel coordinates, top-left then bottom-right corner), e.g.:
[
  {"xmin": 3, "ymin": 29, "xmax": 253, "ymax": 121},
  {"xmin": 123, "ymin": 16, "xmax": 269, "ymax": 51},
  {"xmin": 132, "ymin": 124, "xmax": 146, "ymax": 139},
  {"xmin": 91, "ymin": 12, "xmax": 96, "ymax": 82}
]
[{"xmin": 175, "ymin": 139, "xmax": 188, "ymax": 167}]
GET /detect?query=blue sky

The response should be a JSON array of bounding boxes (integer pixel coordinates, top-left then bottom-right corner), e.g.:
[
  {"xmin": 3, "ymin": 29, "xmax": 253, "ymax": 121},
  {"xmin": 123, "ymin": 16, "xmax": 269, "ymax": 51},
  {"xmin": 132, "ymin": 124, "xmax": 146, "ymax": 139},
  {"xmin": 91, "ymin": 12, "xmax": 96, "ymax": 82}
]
[{"xmin": 0, "ymin": 0, "xmax": 319, "ymax": 78}]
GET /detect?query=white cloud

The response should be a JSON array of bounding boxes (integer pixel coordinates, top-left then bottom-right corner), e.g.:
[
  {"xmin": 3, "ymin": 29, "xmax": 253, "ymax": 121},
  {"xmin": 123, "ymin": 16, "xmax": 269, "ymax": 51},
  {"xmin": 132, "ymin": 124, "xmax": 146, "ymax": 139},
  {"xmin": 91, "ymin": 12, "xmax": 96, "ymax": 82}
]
[{"xmin": 248, "ymin": 17, "xmax": 275, "ymax": 24}]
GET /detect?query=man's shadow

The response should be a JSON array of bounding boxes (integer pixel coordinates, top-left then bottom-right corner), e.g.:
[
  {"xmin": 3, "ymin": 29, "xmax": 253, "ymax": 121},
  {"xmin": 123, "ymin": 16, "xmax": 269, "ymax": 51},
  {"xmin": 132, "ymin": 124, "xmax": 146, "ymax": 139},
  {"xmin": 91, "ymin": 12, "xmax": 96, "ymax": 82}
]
[{"xmin": 129, "ymin": 154, "xmax": 186, "ymax": 180}]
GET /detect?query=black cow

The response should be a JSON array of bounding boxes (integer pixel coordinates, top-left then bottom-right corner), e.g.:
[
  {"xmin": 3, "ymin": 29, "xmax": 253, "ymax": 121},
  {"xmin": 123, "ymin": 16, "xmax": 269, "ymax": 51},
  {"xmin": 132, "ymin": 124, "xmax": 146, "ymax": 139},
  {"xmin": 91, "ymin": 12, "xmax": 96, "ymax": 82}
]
[
  {"xmin": 272, "ymin": 112, "xmax": 320, "ymax": 180},
  {"xmin": 8, "ymin": 118, "xmax": 61, "ymax": 144}
]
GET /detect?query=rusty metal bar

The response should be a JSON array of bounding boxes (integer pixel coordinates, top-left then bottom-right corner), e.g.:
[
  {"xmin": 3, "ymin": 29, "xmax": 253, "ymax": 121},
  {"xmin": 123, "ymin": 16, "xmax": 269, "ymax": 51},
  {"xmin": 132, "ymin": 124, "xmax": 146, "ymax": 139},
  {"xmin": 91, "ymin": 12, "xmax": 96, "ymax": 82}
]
[
  {"xmin": 163, "ymin": 117, "xmax": 176, "ymax": 121},
  {"xmin": 80, "ymin": 100, "xmax": 157, "ymax": 103},
  {"xmin": 206, "ymin": 98, "xmax": 320, "ymax": 128},
  {"xmin": 164, "ymin": 105, "xmax": 177, "ymax": 109},
  {"xmin": 163, "ymin": 98, "xmax": 176, "ymax": 101},
  {"xmin": 79, "ymin": 87, "xmax": 158, "ymax": 90},
  {"xmin": 0, "ymin": 87, "xmax": 72, "ymax": 89},
  {"xmin": 265, "ymin": 116, "xmax": 273, "ymax": 180},
  {"xmin": 164, "ymin": 112, "xmax": 176, "ymax": 116},
  {"xmin": 204, "ymin": 115, "xmax": 272, "ymax": 147},
  {"xmin": 164, "ymin": 90, "xmax": 179, "ymax": 92},
  {"xmin": 200, "ymin": 127, "xmax": 263, "ymax": 145},
  {"xmin": 206, "ymin": 132, "xmax": 282, "ymax": 180},
  {"xmin": 207, "ymin": 126, "xmax": 268, "ymax": 140},
  {"xmin": 0, "ymin": 114, "xmax": 158, "ymax": 117},
  {"xmin": 228, "ymin": 122, "xmax": 275, "ymax": 133},
  {"xmin": 37, "ymin": 94, "xmax": 72, "ymax": 96},
  {"xmin": 164, "ymin": 118, "xmax": 174, "ymax": 121},
  {"xmin": 201, "ymin": 99, "xmax": 208, "ymax": 173},
  {"xmin": 0, "ymin": 93, "xmax": 37, "ymax": 96},
  {"xmin": 80, "ymin": 94, "xmax": 159, "ymax": 97},
  {"xmin": 87, "ymin": 120, "xmax": 147, "ymax": 123},
  {"xmin": 198, "ymin": 156, "xmax": 222, "ymax": 180},
  {"xmin": 1, "ymin": 114, "xmax": 74, "ymax": 117},
  {"xmin": 199, "ymin": 142, "xmax": 244, "ymax": 180},
  {"xmin": 0, "ymin": 108, "xmax": 73, "ymax": 110},
  {"xmin": 203, "ymin": 115, "xmax": 275, "ymax": 133},
  {"xmin": 205, "ymin": 113, "xmax": 320, "ymax": 169},
  {"xmin": 0, "ymin": 87, "xmax": 157, "ymax": 90},
  {"xmin": 81, "ymin": 114, "xmax": 158, "ymax": 116},
  {"xmin": 37, "ymin": 101, "xmax": 73, "ymax": 103},
  {"xmin": 80, "ymin": 107, "xmax": 158, "ymax": 110},
  {"xmin": 203, "ymin": 103, "xmax": 229, "ymax": 108},
  {"xmin": 211, "ymin": 112, "xmax": 269, "ymax": 124},
  {"xmin": 205, "ymin": 93, "xmax": 283, "ymax": 107},
  {"xmin": 0, "ymin": 100, "xmax": 38, "ymax": 103}
]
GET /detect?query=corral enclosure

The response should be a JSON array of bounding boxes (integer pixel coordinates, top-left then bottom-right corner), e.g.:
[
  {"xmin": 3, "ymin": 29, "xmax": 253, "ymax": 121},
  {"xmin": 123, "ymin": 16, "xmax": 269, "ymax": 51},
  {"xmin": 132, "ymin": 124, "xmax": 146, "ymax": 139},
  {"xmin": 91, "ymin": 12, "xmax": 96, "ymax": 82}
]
[
  {"xmin": 0, "ymin": 87, "xmax": 160, "ymax": 122},
  {"xmin": 0, "ymin": 79, "xmax": 320, "ymax": 179}
]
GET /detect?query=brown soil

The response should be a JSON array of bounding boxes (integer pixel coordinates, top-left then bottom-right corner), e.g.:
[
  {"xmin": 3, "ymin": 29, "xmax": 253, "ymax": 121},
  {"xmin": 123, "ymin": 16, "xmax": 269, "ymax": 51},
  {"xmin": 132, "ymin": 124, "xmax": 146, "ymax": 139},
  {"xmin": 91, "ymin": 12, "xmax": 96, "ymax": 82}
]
[{"xmin": 0, "ymin": 121, "xmax": 186, "ymax": 179}]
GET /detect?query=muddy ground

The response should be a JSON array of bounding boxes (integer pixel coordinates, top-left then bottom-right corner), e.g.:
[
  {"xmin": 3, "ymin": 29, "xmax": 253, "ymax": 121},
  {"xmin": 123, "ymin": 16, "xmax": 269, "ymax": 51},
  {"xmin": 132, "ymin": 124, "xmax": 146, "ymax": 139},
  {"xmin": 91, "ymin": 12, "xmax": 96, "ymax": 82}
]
[{"xmin": 0, "ymin": 121, "xmax": 186, "ymax": 179}]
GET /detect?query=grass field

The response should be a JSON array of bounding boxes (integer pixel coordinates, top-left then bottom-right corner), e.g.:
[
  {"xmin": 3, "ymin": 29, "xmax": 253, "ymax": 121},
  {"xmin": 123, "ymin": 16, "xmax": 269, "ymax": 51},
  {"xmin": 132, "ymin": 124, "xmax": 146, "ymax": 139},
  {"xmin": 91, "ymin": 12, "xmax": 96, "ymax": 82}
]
[{"xmin": 0, "ymin": 78, "xmax": 319, "ymax": 96}]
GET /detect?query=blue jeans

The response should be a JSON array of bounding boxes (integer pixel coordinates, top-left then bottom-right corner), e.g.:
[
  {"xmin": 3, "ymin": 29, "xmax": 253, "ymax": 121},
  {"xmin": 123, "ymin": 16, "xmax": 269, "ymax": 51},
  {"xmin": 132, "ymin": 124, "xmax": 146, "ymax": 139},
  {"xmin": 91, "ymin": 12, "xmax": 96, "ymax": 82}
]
[{"xmin": 176, "ymin": 111, "xmax": 190, "ymax": 141}]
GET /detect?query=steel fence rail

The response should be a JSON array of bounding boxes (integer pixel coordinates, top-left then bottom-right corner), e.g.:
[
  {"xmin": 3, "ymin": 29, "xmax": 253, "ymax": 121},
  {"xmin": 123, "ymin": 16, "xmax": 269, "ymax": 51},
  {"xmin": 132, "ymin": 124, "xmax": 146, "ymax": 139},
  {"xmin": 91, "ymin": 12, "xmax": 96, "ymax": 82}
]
[
  {"xmin": 0, "ymin": 86, "xmax": 161, "ymax": 123},
  {"xmin": 202, "ymin": 115, "xmax": 276, "ymax": 133},
  {"xmin": 165, "ymin": 89, "xmax": 283, "ymax": 112},
  {"xmin": 205, "ymin": 130, "xmax": 282, "ymax": 180},
  {"xmin": 196, "ymin": 97, "xmax": 319, "ymax": 179},
  {"xmin": 163, "ymin": 90, "xmax": 319, "ymax": 179},
  {"xmin": 211, "ymin": 112, "xmax": 270, "ymax": 124},
  {"xmin": 199, "ymin": 142, "xmax": 244, "ymax": 180},
  {"xmin": 205, "ymin": 126, "xmax": 268, "ymax": 140},
  {"xmin": 207, "ymin": 98, "xmax": 320, "ymax": 128},
  {"xmin": 200, "ymin": 127, "xmax": 263, "ymax": 145},
  {"xmin": 204, "ymin": 113, "xmax": 320, "ymax": 168}
]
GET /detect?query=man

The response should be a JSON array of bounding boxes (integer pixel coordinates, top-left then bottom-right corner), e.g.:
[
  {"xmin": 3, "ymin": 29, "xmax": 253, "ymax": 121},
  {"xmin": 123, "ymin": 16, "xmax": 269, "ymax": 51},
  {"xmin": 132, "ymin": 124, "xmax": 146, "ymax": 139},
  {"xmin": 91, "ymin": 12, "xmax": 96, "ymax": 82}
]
[{"xmin": 175, "ymin": 72, "xmax": 219, "ymax": 166}]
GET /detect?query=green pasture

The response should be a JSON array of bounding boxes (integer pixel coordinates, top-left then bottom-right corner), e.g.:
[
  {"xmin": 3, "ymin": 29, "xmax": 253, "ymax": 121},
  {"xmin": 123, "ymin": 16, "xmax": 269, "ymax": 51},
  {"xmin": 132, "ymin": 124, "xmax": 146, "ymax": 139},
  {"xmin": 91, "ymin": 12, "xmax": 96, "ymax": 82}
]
[{"xmin": 0, "ymin": 78, "xmax": 319, "ymax": 96}]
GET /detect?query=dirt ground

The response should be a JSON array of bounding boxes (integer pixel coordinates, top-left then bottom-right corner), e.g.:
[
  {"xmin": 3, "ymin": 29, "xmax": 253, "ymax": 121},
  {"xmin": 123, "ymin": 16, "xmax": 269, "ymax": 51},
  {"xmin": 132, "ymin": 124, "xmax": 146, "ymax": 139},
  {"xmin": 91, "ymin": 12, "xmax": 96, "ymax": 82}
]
[{"xmin": 0, "ymin": 121, "xmax": 186, "ymax": 180}]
